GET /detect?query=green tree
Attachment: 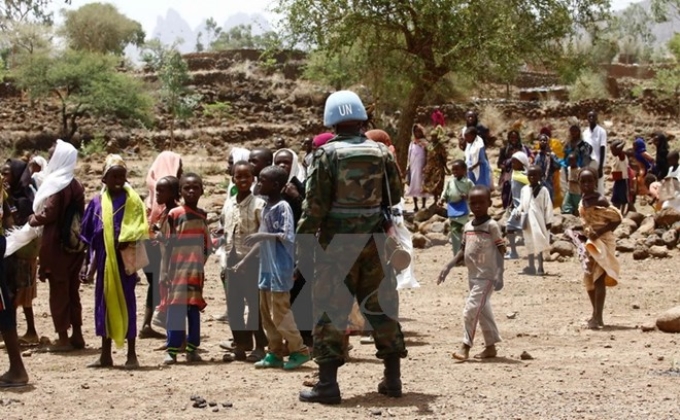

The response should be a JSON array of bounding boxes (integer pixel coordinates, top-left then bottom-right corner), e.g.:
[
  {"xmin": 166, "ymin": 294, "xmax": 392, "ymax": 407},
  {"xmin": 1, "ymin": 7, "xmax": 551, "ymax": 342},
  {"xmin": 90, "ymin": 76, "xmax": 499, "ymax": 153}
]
[
  {"xmin": 13, "ymin": 49, "xmax": 152, "ymax": 139},
  {"xmin": 142, "ymin": 39, "xmax": 200, "ymax": 148},
  {"xmin": 274, "ymin": 0, "xmax": 610, "ymax": 168},
  {"xmin": 0, "ymin": 0, "xmax": 66, "ymax": 30},
  {"xmin": 653, "ymin": 33, "xmax": 680, "ymax": 115},
  {"xmin": 60, "ymin": 2, "xmax": 145, "ymax": 55},
  {"xmin": 210, "ymin": 24, "xmax": 278, "ymax": 50}
]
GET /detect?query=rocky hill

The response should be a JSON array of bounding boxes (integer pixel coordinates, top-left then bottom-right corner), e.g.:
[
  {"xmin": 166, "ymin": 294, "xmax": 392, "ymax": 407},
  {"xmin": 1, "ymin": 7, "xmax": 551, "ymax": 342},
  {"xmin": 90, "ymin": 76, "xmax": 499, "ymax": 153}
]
[{"xmin": 0, "ymin": 49, "xmax": 678, "ymax": 157}]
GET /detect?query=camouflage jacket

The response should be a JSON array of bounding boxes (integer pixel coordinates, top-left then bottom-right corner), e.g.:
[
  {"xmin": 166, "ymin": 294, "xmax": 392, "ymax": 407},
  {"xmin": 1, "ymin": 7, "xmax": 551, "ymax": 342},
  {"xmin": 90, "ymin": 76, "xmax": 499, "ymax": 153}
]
[{"xmin": 297, "ymin": 133, "xmax": 403, "ymax": 238}]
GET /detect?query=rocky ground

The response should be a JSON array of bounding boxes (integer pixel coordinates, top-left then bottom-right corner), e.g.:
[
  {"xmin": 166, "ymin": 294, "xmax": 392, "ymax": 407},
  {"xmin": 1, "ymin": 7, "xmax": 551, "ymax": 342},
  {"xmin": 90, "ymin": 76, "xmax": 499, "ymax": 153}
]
[{"xmin": 1, "ymin": 152, "xmax": 679, "ymax": 420}]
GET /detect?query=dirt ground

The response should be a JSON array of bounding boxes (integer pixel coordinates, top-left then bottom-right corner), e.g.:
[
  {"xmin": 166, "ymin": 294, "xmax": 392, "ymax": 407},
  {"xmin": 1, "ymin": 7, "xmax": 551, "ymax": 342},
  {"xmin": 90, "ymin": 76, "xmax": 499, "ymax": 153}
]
[{"xmin": 2, "ymin": 152, "xmax": 680, "ymax": 420}]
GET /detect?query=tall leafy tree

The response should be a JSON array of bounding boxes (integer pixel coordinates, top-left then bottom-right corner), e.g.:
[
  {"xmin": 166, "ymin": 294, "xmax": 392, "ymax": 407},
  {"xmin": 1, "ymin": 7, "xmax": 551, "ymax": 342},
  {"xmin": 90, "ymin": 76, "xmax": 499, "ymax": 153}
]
[
  {"xmin": 274, "ymin": 0, "xmax": 611, "ymax": 167},
  {"xmin": 60, "ymin": 2, "xmax": 145, "ymax": 55},
  {"xmin": 13, "ymin": 49, "xmax": 152, "ymax": 139}
]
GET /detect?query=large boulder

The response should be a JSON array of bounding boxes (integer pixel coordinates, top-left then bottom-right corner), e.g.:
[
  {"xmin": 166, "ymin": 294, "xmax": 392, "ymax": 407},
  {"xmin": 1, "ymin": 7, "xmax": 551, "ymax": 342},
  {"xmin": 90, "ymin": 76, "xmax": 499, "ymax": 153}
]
[
  {"xmin": 550, "ymin": 240, "xmax": 574, "ymax": 257},
  {"xmin": 411, "ymin": 233, "xmax": 432, "ymax": 249},
  {"xmin": 656, "ymin": 306, "xmax": 680, "ymax": 333},
  {"xmin": 663, "ymin": 229, "xmax": 678, "ymax": 249},
  {"xmin": 418, "ymin": 215, "xmax": 448, "ymax": 235},
  {"xmin": 616, "ymin": 239, "xmax": 635, "ymax": 253},
  {"xmin": 414, "ymin": 207, "xmax": 438, "ymax": 223},
  {"xmin": 649, "ymin": 245, "xmax": 670, "ymax": 259},
  {"xmin": 654, "ymin": 208, "xmax": 680, "ymax": 228}
]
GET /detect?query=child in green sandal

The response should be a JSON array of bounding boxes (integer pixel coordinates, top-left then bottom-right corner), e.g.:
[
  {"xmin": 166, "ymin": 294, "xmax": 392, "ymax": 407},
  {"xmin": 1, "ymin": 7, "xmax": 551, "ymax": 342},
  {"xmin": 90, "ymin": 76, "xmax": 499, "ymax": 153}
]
[{"xmin": 236, "ymin": 166, "xmax": 310, "ymax": 370}]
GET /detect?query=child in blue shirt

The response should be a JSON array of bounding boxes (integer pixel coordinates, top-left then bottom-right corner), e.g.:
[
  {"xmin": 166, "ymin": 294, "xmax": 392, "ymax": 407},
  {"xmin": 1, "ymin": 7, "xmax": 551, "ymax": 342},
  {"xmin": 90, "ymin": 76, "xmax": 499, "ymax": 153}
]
[
  {"xmin": 238, "ymin": 165, "xmax": 310, "ymax": 370},
  {"xmin": 439, "ymin": 160, "xmax": 475, "ymax": 255}
]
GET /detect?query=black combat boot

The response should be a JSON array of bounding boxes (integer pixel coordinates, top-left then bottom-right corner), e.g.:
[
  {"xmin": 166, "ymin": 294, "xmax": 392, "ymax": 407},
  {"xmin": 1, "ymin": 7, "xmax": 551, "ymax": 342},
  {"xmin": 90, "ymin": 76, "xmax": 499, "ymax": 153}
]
[
  {"xmin": 377, "ymin": 356, "xmax": 402, "ymax": 397},
  {"xmin": 299, "ymin": 363, "xmax": 341, "ymax": 404}
]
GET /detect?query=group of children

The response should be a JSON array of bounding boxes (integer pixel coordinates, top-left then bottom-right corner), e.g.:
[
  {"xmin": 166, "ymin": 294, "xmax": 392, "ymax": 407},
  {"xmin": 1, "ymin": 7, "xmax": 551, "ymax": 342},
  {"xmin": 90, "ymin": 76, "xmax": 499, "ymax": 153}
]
[
  {"xmin": 437, "ymin": 127, "xmax": 630, "ymax": 360},
  {"xmin": 17, "ymin": 145, "xmax": 313, "ymax": 371}
]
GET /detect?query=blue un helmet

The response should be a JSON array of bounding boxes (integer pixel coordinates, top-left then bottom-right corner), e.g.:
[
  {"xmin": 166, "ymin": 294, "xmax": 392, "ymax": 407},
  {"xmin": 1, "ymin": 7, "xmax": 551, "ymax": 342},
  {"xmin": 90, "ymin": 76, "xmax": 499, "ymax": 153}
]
[{"xmin": 323, "ymin": 90, "xmax": 368, "ymax": 128}]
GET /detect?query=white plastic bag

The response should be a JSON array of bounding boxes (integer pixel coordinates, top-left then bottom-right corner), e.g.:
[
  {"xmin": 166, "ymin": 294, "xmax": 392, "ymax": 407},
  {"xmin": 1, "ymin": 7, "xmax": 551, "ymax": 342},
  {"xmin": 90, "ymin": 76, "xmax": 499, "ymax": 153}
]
[{"xmin": 391, "ymin": 200, "xmax": 419, "ymax": 289}]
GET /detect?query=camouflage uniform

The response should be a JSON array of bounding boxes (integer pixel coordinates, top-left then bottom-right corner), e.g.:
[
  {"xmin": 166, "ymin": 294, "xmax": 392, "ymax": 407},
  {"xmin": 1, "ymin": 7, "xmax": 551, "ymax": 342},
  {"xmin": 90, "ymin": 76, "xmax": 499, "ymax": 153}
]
[{"xmin": 297, "ymin": 133, "xmax": 407, "ymax": 366}]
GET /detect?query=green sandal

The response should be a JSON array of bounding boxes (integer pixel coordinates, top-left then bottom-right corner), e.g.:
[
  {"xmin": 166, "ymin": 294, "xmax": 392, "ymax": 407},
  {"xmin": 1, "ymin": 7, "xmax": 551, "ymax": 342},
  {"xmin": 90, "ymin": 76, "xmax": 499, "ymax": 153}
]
[{"xmin": 254, "ymin": 352, "xmax": 284, "ymax": 369}]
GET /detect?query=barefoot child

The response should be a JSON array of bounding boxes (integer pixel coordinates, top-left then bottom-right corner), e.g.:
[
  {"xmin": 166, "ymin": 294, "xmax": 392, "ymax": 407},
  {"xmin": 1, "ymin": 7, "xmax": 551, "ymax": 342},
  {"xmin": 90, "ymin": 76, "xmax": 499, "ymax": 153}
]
[
  {"xmin": 515, "ymin": 166, "xmax": 553, "ymax": 276},
  {"xmin": 221, "ymin": 161, "xmax": 268, "ymax": 363},
  {"xmin": 610, "ymin": 141, "xmax": 629, "ymax": 215},
  {"xmin": 562, "ymin": 153, "xmax": 581, "ymax": 216},
  {"xmin": 81, "ymin": 155, "xmax": 149, "ymax": 368},
  {"xmin": 438, "ymin": 159, "xmax": 474, "ymax": 255},
  {"xmin": 237, "ymin": 166, "xmax": 310, "ymax": 370},
  {"xmin": 577, "ymin": 169, "xmax": 622, "ymax": 329},
  {"xmin": 163, "ymin": 173, "xmax": 211, "ymax": 364},
  {"xmin": 437, "ymin": 186, "xmax": 505, "ymax": 361}
]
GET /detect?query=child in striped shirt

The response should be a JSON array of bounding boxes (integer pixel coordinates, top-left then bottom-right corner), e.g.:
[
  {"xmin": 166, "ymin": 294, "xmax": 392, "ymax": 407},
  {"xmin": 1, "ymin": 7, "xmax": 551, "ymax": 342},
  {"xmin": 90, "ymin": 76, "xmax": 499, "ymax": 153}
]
[{"xmin": 163, "ymin": 173, "xmax": 211, "ymax": 365}]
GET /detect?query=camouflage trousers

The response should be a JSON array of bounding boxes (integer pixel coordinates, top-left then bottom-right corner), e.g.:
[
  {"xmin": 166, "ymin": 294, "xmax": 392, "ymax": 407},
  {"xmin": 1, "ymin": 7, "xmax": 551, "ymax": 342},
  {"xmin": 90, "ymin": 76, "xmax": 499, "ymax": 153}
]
[{"xmin": 310, "ymin": 235, "xmax": 407, "ymax": 366}]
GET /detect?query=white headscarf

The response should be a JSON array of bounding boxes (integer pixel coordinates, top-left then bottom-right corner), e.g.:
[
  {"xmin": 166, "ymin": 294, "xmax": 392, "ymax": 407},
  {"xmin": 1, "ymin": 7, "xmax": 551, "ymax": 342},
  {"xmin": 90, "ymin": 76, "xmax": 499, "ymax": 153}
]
[
  {"xmin": 511, "ymin": 151, "xmax": 530, "ymax": 171},
  {"xmin": 230, "ymin": 147, "xmax": 250, "ymax": 166},
  {"xmin": 273, "ymin": 148, "xmax": 305, "ymax": 183},
  {"xmin": 6, "ymin": 140, "xmax": 77, "ymax": 257},
  {"xmin": 33, "ymin": 139, "xmax": 77, "ymax": 213},
  {"xmin": 29, "ymin": 155, "xmax": 48, "ymax": 189}
]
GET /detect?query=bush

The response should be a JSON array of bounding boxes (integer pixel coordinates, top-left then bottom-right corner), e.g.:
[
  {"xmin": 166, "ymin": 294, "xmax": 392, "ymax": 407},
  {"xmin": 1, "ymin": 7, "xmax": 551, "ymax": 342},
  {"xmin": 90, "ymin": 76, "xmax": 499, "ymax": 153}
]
[
  {"xmin": 569, "ymin": 71, "xmax": 610, "ymax": 101},
  {"xmin": 79, "ymin": 136, "xmax": 106, "ymax": 157}
]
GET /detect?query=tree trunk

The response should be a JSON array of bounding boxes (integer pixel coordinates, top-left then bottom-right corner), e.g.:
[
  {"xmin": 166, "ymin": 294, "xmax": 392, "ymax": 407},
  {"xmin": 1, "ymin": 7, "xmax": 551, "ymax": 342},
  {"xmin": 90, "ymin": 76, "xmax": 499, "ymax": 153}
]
[
  {"xmin": 61, "ymin": 106, "xmax": 68, "ymax": 139},
  {"xmin": 169, "ymin": 117, "xmax": 175, "ymax": 150},
  {"xmin": 394, "ymin": 82, "xmax": 429, "ymax": 172}
]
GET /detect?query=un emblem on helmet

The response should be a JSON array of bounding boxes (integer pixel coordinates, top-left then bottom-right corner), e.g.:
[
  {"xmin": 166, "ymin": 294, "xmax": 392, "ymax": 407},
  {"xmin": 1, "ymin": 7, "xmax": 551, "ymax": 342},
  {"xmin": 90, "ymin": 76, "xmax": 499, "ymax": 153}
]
[{"xmin": 324, "ymin": 90, "xmax": 368, "ymax": 127}]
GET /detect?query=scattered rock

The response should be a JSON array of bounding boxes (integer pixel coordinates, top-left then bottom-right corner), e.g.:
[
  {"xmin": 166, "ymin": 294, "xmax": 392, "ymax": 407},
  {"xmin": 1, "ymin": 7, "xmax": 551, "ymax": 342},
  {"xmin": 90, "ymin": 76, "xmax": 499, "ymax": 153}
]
[
  {"xmin": 614, "ymin": 224, "xmax": 633, "ymax": 239},
  {"xmin": 632, "ymin": 304, "xmax": 640, "ymax": 309},
  {"xmin": 641, "ymin": 324, "xmax": 656, "ymax": 332},
  {"xmin": 426, "ymin": 232, "xmax": 450, "ymax": 247},
  {"xmin": 649, "ymin": 245, "xmax": 669, "ymax": 259},
  {"xmin": 561, "ymin": 214, "xmax": 583, "ymax": 231},
  {"xmin": 208, "ymin": 402, "xmax": 217, "ymax": 407},
  {"xmin": 616, "ymin": 239, "xmax": 635, "ymax": 253},
  {"xmin": 638, "ymin": 217, "xmax": 656, "ymax": 235},
  {"xmin": 551, "ymin": 215, "xmax": 564, "ymax": 234},
  {"xmin": 662, "ymin": 229, "xmax": 678, "ymax": 248},
  {"xmin": 413, "ymin": 207, "xmax": 438, "ymax": 222},
  {"xmin": 411, "ymin": 233, "xmax": 432, "ymax": 249},
  {"xmin": 654, "ymin": 208, "xmax": 680, "ymax": 228},
  {"xmin": 222, "ymin": 402, "xmax": 233, "ymax": 408},
  {"xmin": 212, "ymin": 408, "xmax": 219, "ymax": 413},
  {"xmin": 645, "ymin": 234, "xmax": 664, "ymax": 247},
  {"xmin": 371, "ymin": 409, "xmax": 383, "ymax": 416},
  {"xmin": 21, "ymin": 350, "xmax": 31, "ymax": 357},
  {"xmin": 81, "ymin": 384, "xmax": 90, "ymax": 390},
  {"xmin": 550, "ymin": 240, "xmax": 574, "ymax": 257},
  {"xmin": 633, "ymin": 245, "xmax": 650, "ymax": 260},
  {"xmin": 656, "ymin": 306, "xmax": 680, "ymax": 333},
  {"xmin": 520, "ymin": 351, "xmax": 534, "ymax": 360},
  {"xmin": 506, "ymin": 312, "xmax": 518, "ymax": 319},
  {"xmin": 626, "ymin": 211, "xmax": 645, "ymax": 227}
]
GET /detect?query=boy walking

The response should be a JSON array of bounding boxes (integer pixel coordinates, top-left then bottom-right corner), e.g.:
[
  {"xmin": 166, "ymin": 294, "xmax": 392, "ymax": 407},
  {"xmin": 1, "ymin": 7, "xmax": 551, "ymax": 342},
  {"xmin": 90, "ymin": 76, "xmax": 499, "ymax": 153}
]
[
  {"xmin": 437, "ymin": 186, "xmax": 505, "ymax": 361},
  {"xmin": 236, "ymin": 166, "xmax": 310, "ymax": 369}
]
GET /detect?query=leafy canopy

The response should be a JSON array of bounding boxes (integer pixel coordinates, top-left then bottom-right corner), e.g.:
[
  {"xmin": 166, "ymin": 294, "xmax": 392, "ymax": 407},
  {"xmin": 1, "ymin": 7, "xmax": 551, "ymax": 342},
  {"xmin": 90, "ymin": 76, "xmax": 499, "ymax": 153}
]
[
  {"xmin": 60, "ymin": 2, "xmax": 145, "ymax": 55},
  {"xmin": 13, "ymin": 49, "xmax": 152, "ymax": 138}
]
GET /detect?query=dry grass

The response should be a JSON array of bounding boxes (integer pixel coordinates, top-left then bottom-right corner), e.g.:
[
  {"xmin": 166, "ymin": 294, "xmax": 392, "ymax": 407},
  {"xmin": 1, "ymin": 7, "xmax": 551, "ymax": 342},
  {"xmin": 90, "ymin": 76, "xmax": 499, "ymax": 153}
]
[
  {"xmin": 569, "ymin": 70, "xmax": 610, "ymax": 101},
  {"xmin": 479, "ymin": 104, "xmax": 509, "ymax": 136}
]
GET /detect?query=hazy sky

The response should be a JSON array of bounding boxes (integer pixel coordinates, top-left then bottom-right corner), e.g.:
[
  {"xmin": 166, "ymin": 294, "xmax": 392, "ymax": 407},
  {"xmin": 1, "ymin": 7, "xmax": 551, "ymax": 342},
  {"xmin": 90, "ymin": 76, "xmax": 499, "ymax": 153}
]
[{"xmin": 51, "ymin": 0, "xmax": 639, "ymax": 34}]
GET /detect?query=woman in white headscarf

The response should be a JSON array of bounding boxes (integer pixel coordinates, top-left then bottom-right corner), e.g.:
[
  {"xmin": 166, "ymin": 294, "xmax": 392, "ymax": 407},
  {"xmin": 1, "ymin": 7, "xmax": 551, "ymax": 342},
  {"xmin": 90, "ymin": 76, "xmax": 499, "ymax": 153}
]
[
  {"xmin": 28, "ymin": 155, "xmax": 48, "ymax": 191},
  {"xmin": 27, "ymin": 140, "xmax": 86, "ymax": 352}
]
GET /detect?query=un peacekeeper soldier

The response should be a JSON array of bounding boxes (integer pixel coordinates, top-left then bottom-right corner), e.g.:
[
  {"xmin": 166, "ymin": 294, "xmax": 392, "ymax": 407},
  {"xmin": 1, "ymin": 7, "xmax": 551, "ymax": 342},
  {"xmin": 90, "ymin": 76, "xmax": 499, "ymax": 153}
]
[{"xmin": 297, "ymin": 90, "xmax": 407, "ymax": 405}]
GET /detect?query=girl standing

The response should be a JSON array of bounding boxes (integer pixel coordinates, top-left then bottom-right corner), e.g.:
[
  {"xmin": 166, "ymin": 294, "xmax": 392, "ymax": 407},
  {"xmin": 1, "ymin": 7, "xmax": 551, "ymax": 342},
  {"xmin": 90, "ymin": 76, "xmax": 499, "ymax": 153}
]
[
  {"xmin": 515, "ymin": 166, "xmax": 553, "ymax": 275},
  {"xmin": 81, "ymin": 155, "xmax": 148, "ymax": 368},
  {"xmin": 505, "ymin": 152, "xmax": 530, "ymax": 260},
  {"xmin": 406, "ymin": 124, "xmax": 430, "ymax": 212},
  {"xmin": 498, "ymin": 130, "xmax": 532, "ymax": 209},
  {"xmin": 464, "ymin": 126, "xmax": 492, "ymax": 189},
  {"xmin": 423, "ymin": 126, "xmax": 450, "ymax": 199}
]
